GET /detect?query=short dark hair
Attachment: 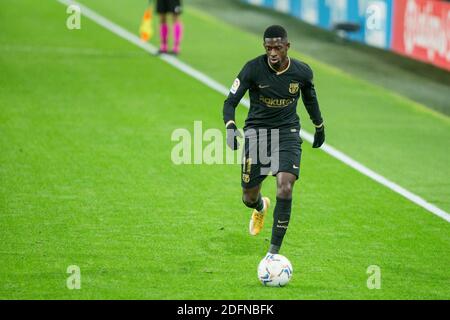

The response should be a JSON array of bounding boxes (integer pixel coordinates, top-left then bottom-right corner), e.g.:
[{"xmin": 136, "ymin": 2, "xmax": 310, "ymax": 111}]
[{"xmin": 263, "ymin": 25, "xmax": 288, "ymax": 40}]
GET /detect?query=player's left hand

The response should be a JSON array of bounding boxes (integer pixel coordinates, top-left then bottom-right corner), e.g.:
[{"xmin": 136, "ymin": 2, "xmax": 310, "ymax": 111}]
[{"xmin": 312, "ymin": 125, "xmax": 325, "ymax": 148}]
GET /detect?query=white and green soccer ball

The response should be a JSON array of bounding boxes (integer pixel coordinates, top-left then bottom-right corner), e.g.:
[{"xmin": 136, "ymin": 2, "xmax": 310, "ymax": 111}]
[{"xmin": 257, "ymin": 254, "xmax": 293, "ymax": 287}]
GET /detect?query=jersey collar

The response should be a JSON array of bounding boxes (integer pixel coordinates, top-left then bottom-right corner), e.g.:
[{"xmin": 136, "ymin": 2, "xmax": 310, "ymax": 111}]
[{"xmin": 267, "ymin": 57, "xmax": 291, "ymax": 75}]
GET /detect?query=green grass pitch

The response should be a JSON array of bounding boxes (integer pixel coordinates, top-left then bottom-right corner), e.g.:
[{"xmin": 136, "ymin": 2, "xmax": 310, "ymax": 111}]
[{"xmin": 0, "ymin": 0, "xmax": 449, "ymax": 299}]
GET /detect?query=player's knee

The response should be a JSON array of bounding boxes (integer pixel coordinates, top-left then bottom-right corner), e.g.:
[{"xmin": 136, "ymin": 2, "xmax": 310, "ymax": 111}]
[
  {"xmin": 277, "ymin": 183, "xmax": 293, "ymax": 199},
  {"xmin": 242, "ymin": 193, "xmax": 259, "ymax": 208}
]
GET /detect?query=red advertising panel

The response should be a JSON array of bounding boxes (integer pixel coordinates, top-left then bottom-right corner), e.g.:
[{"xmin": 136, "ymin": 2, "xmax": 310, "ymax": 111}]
[{"xmin": 392, "ymin": 0, "xmax": 450, "ymax": 71}]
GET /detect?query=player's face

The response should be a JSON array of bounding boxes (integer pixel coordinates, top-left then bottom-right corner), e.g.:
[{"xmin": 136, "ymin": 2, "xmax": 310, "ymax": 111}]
[{"xmin": 264, "ymin": 38, "xmax": 290, "ymax": 68}]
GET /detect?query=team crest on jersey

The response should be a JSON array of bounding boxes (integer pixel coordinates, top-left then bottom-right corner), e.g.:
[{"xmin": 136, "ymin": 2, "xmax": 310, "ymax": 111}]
[{"xmin": 289, "ymin": 82, "xmax": 300, "ymax": 94}]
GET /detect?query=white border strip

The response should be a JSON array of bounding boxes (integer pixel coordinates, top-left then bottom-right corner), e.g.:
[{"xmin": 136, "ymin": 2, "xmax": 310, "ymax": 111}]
[{"xmin": 57, "ymin": 0, "xmax": 450, "ymax": 223}]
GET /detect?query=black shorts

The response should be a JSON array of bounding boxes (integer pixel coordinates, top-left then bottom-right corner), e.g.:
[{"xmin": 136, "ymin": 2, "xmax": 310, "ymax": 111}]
[
  {"xmin": 156, "ymin": 0, "xmax": 182, "ymax": 14},
  {"xmin": 241, "ymin": 128, "xmax": 303, "ymax": 189}
]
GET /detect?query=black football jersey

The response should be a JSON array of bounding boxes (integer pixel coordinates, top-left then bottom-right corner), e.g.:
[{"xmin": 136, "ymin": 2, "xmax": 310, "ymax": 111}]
[{"xmin": 223, "ymin": 54, "xmax": 323, "ymax": 130}]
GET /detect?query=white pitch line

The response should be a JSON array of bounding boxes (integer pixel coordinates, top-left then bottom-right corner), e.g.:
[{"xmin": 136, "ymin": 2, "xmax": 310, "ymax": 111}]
[{"xmin": 57, "ymin": 0, "xmax": 450, "ymax": 223}]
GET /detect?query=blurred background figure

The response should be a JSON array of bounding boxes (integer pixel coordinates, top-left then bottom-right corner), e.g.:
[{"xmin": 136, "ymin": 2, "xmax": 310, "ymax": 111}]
[
  {"xmin": 139, "ymin": 6, "xmax": 154, "ymax": 42},
  {"xmin": 156, "ymin": 0, "xmax": 183, "ymax": 54}
]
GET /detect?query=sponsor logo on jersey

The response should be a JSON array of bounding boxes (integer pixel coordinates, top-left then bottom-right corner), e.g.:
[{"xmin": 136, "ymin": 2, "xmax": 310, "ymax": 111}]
[{"xmin": 259, "ymin": 95, "xmax": 295, "ymax": 108}]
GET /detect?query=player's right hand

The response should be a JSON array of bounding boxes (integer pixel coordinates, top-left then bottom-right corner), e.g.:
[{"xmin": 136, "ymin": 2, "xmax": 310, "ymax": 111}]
[{"xmin": 226, "ymin": 122, "xmax": 242, "ymax": 150}]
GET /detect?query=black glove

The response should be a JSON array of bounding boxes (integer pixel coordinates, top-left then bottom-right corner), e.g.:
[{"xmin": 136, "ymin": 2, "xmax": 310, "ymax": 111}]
[
  {"xmin": 312, "ymin": 125, "xmax": 325, "ymax": 148},
  {"xmin": 226, "ymin": 122, "xmax": 242, "ymax": 150}
]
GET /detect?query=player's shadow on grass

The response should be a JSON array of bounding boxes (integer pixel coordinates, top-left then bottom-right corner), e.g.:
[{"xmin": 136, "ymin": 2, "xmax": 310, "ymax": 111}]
[{"xmin": 201, "ymin": 231, "xmax": 270, "ymax": 257}]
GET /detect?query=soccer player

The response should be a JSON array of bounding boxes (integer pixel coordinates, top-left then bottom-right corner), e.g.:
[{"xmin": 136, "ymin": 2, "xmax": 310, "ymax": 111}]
[
  {"xmin": 223, "ymin": 25, "xmax": 325, "ymax": 255},
  {"xmin": 155, "ymin": 0, "xmax": 183, "ymax": 54}
]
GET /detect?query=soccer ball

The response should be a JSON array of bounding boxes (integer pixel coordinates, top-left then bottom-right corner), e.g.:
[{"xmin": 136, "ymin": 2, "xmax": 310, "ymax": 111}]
[{"xmin": 257, "ymin": 254, "xmax": 293, "ymax": 287}]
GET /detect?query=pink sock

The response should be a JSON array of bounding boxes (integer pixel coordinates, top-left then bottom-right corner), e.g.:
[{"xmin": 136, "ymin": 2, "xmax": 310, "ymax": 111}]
[
  {"xmin": 173, "ymin": 21, "xmax": 183, "ymax": 53},
  {"xmin": 160, "ymin": 23, "xmax": 169, "ymax": 52}
]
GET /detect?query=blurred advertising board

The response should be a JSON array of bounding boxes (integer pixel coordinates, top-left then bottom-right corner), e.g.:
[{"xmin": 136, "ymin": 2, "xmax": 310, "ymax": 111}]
[
  {"xmin": 243, "ymin": 0, "xmax": 450, "ymax": 71},
  {"xmin": 392, "ymin": 0, "xmax": 450, "ymax": 71}
]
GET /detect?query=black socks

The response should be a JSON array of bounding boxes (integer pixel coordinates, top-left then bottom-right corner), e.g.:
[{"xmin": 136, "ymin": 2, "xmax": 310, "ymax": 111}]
[
  {"xmin": 270, "ymin": 197, "xmax": 292, "ymax": 250},
  {"xmin": 242, "ymin": 195, "xmax": 292, "ymax": 254}
]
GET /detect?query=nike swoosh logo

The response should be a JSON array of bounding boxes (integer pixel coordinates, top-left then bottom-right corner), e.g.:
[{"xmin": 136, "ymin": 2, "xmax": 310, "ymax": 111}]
[
  {"xmin": 293, "ymin": 165, "xmax": 299, "ymax": 169},
  {"xmin": 258, "ymin": 84, "xmax": 270, "ymax": 89}
]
